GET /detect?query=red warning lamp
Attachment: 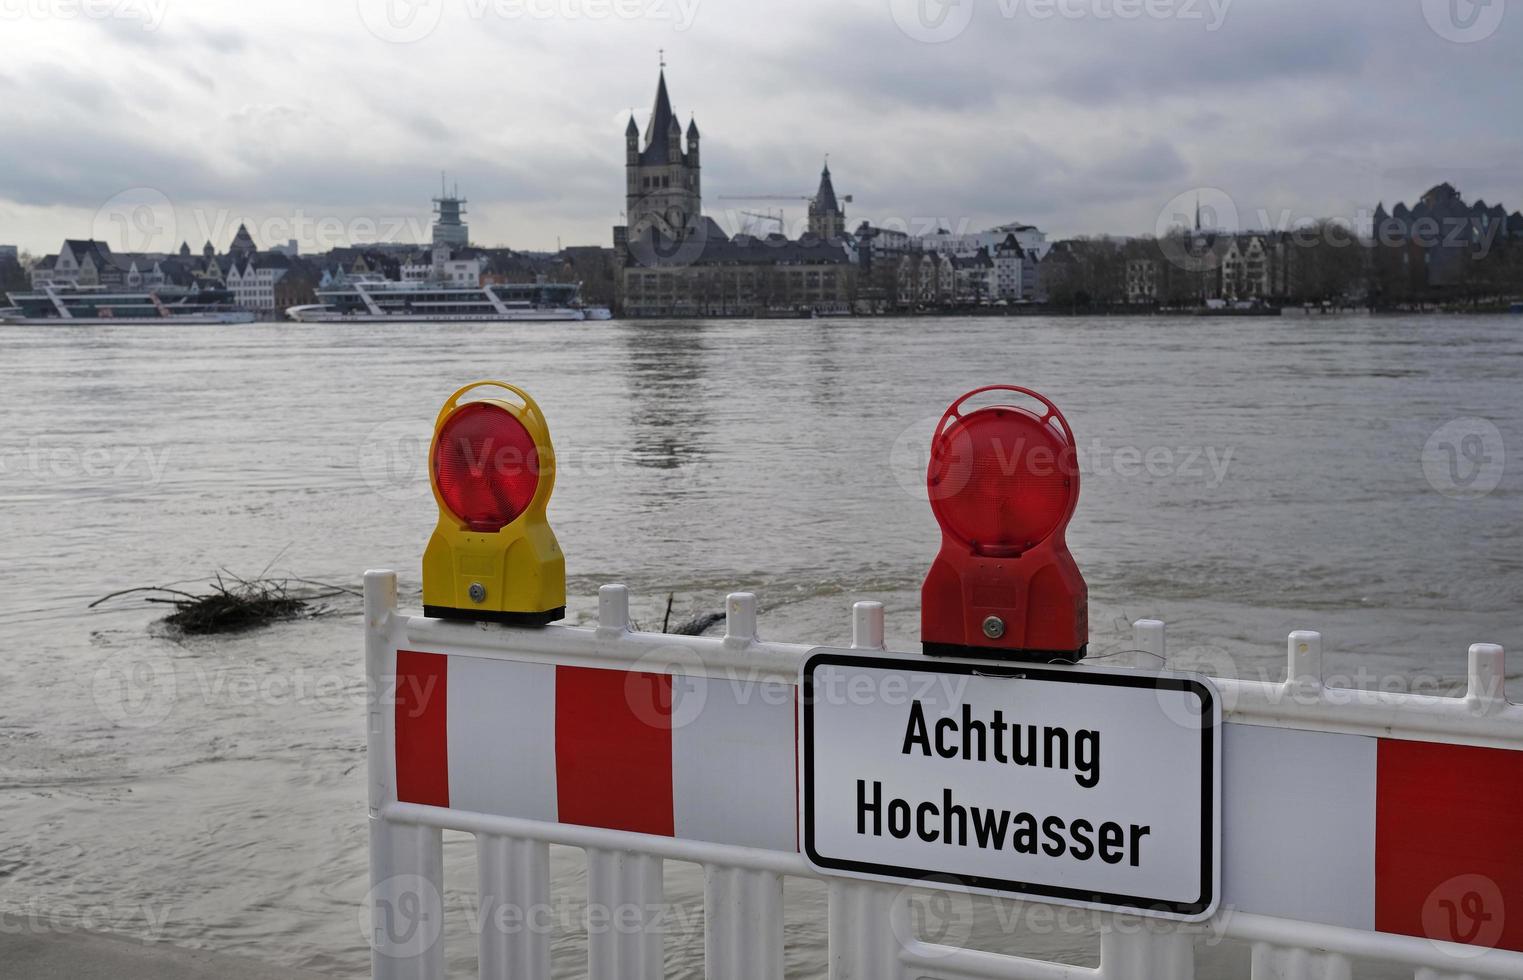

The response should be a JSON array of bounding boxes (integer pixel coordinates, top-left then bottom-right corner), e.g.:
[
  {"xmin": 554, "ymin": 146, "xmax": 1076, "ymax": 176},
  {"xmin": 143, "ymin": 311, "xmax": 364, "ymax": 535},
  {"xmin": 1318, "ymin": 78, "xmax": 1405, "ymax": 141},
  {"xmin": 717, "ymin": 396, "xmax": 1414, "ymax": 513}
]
[
  {"xmin": 921, "ymin": 386, "xmax": 1088, "ymax": 663},
  {"xmin": 433, "ymin": 402, "xmax": 541, "ymax": 533}
]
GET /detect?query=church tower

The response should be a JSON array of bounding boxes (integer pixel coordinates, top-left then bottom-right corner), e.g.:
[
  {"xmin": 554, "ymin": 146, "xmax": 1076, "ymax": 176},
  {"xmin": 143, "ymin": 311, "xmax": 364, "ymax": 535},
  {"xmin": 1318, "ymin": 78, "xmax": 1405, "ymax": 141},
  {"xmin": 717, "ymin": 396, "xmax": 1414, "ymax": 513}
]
[
  {"xmin": 808, "ymin": 161, "xmax": 846, "ymax": 240},
  {"xmin": 623, "ymin": 66, "xmax": 702, "ymax": 253}
]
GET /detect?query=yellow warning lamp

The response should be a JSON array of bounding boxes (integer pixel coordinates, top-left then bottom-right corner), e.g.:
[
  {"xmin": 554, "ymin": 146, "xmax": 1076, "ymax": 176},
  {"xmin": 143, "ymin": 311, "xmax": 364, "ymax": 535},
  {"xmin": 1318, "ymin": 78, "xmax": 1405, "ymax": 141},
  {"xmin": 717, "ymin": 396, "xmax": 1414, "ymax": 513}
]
[{"xmin": 422, "ymin": 381, "xmax": 565, "ymax": 625}]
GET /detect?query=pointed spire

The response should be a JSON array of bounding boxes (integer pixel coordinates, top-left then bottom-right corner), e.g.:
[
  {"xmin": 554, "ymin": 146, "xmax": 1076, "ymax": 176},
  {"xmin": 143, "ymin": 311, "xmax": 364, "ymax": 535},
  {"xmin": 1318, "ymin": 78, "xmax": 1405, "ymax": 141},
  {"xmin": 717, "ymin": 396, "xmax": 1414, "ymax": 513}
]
[
  {"xmin": 645, "ymin": 68, "xmax": 674, "ymax": 145},
  {"xmin": 639, "ymin": 65, "xmax": 683, "ymax": 164},
  {"xmin": 687, "ymin": 115, "xmax": 699, "ymax": 139},
  {"xmin": 626, "ymin": 114, "xmax": 639, "ymax": 137},
  {"xmin": 814, "ymin": 159, "xmax": 840, "ymax": 215}
]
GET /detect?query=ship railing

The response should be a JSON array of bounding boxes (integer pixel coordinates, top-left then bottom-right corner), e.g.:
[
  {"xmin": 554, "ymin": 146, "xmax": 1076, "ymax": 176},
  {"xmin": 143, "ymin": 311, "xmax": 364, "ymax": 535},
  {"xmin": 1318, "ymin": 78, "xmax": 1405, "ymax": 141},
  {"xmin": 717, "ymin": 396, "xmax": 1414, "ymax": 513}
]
[{"xmin": 363, "ymin": 570, "xmax": 1523, "ymax": 980}]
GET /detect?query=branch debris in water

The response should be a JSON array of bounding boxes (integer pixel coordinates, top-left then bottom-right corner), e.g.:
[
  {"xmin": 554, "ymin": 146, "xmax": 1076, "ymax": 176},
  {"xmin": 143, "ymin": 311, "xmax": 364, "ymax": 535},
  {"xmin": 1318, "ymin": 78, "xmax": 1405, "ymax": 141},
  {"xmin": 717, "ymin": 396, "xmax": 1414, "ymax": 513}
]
[
  {"xmin": 91, "ymin": 571, "xmax": 352, "ymax": 635},
  {"xmin": 632, "ymin": 592, "xmax": 725, "ymax": 636}
]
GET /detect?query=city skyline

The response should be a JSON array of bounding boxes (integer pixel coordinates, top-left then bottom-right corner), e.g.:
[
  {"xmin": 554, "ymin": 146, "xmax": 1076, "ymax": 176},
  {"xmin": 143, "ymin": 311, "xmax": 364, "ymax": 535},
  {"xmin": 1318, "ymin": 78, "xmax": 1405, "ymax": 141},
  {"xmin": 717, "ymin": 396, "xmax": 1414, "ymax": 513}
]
[{"xmin": 1, "ymin": 0, "xmax": 1519, "ymax": 255}]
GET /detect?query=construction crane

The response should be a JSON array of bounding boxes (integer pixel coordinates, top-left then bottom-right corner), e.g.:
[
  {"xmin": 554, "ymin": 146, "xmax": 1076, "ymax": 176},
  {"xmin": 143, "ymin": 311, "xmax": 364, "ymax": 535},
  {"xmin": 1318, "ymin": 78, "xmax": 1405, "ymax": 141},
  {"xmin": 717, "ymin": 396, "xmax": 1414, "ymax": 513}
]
[
  {"xmin": 722, "ymin": 194, "xmax": 855, "ymax": 207},
  {"xmin": 739, "ymin": 209, "xmax": 786, "ymax": 236}
]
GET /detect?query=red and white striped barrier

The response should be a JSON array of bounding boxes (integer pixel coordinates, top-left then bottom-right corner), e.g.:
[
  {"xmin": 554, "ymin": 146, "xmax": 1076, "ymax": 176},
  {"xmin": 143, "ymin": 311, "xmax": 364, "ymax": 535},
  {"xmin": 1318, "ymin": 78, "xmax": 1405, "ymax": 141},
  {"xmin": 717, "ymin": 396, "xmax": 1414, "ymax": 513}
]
[
  {"xmin": 364, "ymin": 572, "xmax": 1523, "ymax": 980},
  {"xmin": 391, "ymin": 648, "xmax": 797, "ymax": 853}
]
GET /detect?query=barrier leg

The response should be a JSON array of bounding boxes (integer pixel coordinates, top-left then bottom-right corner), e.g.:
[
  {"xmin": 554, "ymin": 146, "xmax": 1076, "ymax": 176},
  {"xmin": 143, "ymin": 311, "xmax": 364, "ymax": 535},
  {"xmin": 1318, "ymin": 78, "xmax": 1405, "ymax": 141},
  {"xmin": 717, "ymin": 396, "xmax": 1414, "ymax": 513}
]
[
  {"xmin": 1101, "ymin": 923, "xmax": 1194, "ymax": 980},
  {"xmin": 368, "ymin": 817, "xmax": 446, "ymax": 980},
  {"xmin": 477, "ymin": 834, "xmax": 551, "ymax": 980},
  {"xmin": 1250, "ymin": 942, "xmax": 1352, "ymax": 980},
  {"xmin": 586, "ymin": 848, "xmax": 664, "ymax": 980},
  {"xmin": 1415, "ymin": 969, "xmax": 1486, "ymax": 980},
  {"xmin": 828, "ymin": 880, "xmax": 907, "ymax": 980},
  {"xmin": 704, "ymin": 865, "xmax": 784, "ymax": 980}
]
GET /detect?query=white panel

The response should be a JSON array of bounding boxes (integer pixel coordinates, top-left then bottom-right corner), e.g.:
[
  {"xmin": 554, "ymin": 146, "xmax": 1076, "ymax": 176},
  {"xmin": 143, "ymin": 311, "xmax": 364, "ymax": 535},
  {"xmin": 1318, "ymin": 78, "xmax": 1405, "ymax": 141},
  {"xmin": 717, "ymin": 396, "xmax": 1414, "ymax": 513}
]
[
  {"xmin": 447, "ymin": 656, "xmax": 558, "ymax": 821},
  {"xmin": 671, "ymin": 673, "xmax": 797, "ymax": 852},
  {"xmin": 1221, "ymin": 724, "xmax": 1376, "ymax": 930}
]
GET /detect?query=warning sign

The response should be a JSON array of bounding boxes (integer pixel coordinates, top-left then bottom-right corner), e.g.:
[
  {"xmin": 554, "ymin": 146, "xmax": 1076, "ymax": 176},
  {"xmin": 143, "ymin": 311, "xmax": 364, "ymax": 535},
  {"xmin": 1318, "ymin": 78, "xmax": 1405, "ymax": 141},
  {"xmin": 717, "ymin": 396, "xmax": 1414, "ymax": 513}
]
[{"xmin": 799, "ymin": 652, "xmax": 1220, "ymax": 920}]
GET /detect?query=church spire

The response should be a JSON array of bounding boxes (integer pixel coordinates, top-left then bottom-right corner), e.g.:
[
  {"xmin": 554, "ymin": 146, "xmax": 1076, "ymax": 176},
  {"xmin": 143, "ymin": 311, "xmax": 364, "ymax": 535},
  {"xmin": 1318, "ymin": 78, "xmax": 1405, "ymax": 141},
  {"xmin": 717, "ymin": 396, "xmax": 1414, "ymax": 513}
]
[
  {"xmin": 808, "ymin": 157, "xmax": 845, "ymax": 239},
  {"xmin": 637, "ymin": 62, "xmax": 695, "ymax": 166},
  {"xmin": 644, "ymin": 68, "xmax": 675, "ymax": 149},
  {"xmin": 814, "ymin": 160, "xmax": 840, "ymax": 216}
]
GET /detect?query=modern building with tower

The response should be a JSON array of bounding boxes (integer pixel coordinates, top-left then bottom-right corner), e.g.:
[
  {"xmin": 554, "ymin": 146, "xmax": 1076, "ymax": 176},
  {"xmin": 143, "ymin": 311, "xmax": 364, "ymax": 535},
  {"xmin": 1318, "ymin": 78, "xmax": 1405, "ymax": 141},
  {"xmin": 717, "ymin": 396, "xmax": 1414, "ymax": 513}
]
[{"xmin": 433, "ymin": 177, "xmax": 470, "ymax": 248}]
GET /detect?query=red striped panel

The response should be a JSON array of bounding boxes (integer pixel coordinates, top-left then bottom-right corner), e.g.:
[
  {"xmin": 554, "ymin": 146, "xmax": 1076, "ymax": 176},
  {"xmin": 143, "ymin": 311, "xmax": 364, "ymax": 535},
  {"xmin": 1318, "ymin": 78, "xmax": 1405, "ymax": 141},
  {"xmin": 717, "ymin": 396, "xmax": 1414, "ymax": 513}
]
[
  {"xmin": 395, "ymin": 651, "xmax": 450, "ymax": 808},
  {"xmin": 555, "ymin": 666, "xmax": 674, "ymax": 836},
  {"xmin": 1376, "ymin": 739, "xmax": 1523, "ymax": 952}
]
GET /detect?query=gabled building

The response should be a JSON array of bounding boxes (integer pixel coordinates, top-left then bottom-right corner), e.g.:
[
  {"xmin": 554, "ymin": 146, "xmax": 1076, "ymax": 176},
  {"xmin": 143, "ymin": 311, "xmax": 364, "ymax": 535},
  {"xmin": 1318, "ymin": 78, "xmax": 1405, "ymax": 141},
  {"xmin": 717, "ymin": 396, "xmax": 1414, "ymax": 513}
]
[
  {"xmin": 952, "ymin": 249, "xmax": 994, "ymax": 304},
  {"xmin": 897, "ymin": 250, "xmax": 954, "ymax": 306},
  {"xmin": 919, "ymin": 223, "xmax": 1050, "ymax": 262},
  {"xmin": 1218, "ymin": 233, "xmax": 1292, "ymax": 301},
  {"xmin": 1125, "ymin": 258, "xmax": 1158, "ymax": 305},
  {"xmin": 993, "ymin": 233, "xmax": 1039, "ymax": 302},
  {"xmin": 31, "ymin": 239, "xmax": 114, "ymax": 287}
]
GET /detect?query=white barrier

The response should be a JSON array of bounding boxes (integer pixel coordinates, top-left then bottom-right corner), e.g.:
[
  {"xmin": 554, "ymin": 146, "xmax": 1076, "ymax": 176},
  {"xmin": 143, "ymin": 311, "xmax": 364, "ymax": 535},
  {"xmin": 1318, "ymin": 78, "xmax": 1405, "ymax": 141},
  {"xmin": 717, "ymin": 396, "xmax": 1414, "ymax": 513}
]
[{"xmin": 363, "ymin": 570, "xmax": 1523, "ymax": 979}]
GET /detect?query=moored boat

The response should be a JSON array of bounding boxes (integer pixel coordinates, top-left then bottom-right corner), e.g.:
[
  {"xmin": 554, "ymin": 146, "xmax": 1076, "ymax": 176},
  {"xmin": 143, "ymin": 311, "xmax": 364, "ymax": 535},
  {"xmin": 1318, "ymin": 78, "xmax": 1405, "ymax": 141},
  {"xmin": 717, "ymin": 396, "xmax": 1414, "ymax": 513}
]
[
  {"xmin": 287, "ymin": 276, "xmax": 609, "ymax": 322},
  {"xmin": 3, "ymin": 284, "xmax": 256, "ymax": 325}
]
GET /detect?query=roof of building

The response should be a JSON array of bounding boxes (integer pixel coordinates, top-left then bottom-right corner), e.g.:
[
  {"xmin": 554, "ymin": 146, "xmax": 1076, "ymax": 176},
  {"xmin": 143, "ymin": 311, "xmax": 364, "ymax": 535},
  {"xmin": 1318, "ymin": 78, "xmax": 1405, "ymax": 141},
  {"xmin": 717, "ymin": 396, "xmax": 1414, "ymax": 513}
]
[
  {"xmin": 995, "ymin": 233, "xmax": 1026, "ymax": 256},
  {"xmin": 62, "ymin": 239, "xmax": 113, "ymax": 266},
  {"xmin": 229, "ymin": 224, "xmax": 257, "ymax": 253},
  {"xmin": 1381, "ymin": 183, "xmax": 1518, "ymax": 239},
  {"xmin": 629, "ymin": 225, "xmax": 852, "ymax": 267},
  {"xmin": 1421, "ymin": 183, "xmax": 1459, "ymax": 206},
  {"xmin": 105, "ymin": 253, "xmax": 163, "ymax": 273}
]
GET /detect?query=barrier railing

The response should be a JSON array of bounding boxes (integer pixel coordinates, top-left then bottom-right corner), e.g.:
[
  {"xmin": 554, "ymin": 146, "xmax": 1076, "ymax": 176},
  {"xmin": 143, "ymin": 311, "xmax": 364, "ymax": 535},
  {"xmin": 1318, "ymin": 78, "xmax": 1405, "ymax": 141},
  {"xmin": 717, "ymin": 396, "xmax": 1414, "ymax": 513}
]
[{"xmin": 363, "ymin": 570, "xmax": 1522, "ymax": 980}]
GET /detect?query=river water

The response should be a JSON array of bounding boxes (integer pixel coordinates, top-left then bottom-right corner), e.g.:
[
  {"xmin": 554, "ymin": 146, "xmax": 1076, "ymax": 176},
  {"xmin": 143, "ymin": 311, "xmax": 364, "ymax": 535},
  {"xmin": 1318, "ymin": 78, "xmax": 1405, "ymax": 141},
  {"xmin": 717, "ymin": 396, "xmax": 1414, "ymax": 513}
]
[{"xmin": 1, "ymin": 315, "xmax": 1517, "ymax": 977}]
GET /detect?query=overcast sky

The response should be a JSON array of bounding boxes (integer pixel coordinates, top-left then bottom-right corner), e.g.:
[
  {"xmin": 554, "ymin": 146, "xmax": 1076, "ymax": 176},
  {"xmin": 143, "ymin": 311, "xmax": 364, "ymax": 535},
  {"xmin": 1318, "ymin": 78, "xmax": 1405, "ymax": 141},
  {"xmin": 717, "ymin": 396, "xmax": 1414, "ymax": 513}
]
[{"xmin": 0, "ymin": 0, "xmax": 1518, "ymax": 255}]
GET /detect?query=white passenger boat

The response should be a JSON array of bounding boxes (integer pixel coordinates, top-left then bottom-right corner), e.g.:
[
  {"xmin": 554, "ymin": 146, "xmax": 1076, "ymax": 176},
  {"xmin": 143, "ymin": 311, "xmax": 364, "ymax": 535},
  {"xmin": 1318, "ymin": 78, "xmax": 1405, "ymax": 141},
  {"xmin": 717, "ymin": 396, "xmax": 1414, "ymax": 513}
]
[
  {"xmin": 287, "ymin": 277, "xmax": 611, "ymax": 322},
  {"xmin": 3, "ymin": 284, "xmax": 256, "ymax": 325}
]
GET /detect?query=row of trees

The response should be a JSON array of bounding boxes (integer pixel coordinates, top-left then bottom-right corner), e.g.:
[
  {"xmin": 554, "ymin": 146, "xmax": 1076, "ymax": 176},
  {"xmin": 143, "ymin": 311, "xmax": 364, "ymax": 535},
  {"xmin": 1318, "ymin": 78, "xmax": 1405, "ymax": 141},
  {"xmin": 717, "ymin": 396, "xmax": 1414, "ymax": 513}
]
[
  {"xmin": 1371, "ymin": 236, "xmax": 1523, "ymax": 310},
  {"xmin": 1041, "ymin": 228, "xmax": 1522, "ymax": 311}
]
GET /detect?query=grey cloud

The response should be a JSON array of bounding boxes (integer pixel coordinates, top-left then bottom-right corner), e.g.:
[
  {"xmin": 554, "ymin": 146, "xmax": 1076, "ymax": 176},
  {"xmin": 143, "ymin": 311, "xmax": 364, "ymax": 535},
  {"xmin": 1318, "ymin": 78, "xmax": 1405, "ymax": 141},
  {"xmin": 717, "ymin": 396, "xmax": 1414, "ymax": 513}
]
[{"xmin": 3, "ymin": 0, "xmax": 1521, "ymax": 252}]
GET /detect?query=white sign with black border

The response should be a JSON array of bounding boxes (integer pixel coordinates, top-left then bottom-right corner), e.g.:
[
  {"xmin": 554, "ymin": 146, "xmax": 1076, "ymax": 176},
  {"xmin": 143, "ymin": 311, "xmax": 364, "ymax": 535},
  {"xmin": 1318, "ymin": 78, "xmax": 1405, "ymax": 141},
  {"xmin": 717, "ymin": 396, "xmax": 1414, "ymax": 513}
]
[{"xmin": 799, "ymin": 650, "xmax": 1221, "ymax": 921}]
